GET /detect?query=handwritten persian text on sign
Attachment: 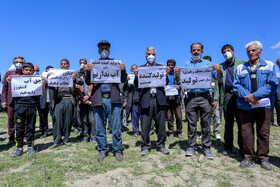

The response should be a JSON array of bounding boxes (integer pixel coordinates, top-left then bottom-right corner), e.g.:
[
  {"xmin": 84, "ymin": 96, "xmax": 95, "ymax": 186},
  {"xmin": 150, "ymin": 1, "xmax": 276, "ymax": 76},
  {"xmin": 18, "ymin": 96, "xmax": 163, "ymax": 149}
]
[
  {"xmin": 90, "ymin": 60, "xmax": 121, "ymax": 83},
  {"xmin": 165, "ymin": 85, "xmax": 179, "ymax": 96},
  {"xmin": 11, "ymin": 75, "xmax": 42, "ymax": 97},
  {"xmin": 48, "ymin": 69, "xmax": 74, "ymax": 87},
  {"xmin": 180, "ymin": 66, "xmax": 212, "ymax": 89},
  {"xmin": 138, "ymin": 66, "xmax": 166, "ymax": 88}
]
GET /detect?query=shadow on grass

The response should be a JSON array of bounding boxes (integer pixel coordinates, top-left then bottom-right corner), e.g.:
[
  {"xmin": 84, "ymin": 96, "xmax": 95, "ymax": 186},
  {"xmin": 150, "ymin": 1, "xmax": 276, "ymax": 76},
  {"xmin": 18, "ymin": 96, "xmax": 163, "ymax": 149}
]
[
  {"xmin": 0, "ymin": 143, "xmax": 15, "ymax": 152},
  {"xmin": 269, "ymin": 155, "xmax": 280, "ymax": 168}
]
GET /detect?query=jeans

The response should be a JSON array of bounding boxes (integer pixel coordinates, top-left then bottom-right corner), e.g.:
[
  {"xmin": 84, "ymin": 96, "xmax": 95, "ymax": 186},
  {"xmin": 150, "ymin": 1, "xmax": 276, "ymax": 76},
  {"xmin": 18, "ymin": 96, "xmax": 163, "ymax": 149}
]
[{"xmin": 94, "ymin": 98, "xmax": 123, "ymax": 154}]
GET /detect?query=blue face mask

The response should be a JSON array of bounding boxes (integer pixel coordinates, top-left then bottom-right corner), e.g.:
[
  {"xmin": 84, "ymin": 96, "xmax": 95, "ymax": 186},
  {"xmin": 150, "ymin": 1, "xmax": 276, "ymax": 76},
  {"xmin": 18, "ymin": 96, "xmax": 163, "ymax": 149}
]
[{"xmin": 33, "ymin": 71, "xmax": 39, "ymax": 75}]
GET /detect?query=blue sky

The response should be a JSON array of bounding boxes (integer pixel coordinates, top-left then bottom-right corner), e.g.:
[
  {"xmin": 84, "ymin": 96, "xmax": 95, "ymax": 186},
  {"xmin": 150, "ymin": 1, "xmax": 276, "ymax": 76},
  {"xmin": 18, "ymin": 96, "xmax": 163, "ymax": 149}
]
[{"xmin": 1, "ymin": 0, "xmax": 280, "ymax": 90}]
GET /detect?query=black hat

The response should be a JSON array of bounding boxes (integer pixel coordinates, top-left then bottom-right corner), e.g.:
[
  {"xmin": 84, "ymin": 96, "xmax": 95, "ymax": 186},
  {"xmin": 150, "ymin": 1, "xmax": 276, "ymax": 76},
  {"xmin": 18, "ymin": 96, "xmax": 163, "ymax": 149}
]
[
  {"xmin": 46, "ymin": 65, "xmax": 54, "ymax": 71},
  {"xmin": 98, "ymin": 40, "xmax": 111, "ymax": 48}
]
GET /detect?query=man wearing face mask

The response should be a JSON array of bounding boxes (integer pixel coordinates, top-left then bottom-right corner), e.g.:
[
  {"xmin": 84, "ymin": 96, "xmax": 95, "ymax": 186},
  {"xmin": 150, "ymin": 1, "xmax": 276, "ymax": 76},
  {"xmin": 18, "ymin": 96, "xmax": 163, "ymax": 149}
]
[
  {"xmin": 49, "ymin": 59, "xmax": 77, "ymax": 149},
  {"xmin": 1, "ymin": 56, "xmax": 25, "ymax": 144},
  {"xmin": 133, "ymin": 47, "xmax": 170, "ymax": 156},
  {"xmin": 175, "ymin": 43, "xmax": 223, "ymax": 159},
  {"xmin": 215, "ymin": 44, "xmax": 246, "ymax": 156},
  {"xmin": 75, "ymin": 59, "xmax": 96, "ymax": 143},
  {"xmin": 84, "ymin": 40, "xmax": 127, "ymax": 162}
]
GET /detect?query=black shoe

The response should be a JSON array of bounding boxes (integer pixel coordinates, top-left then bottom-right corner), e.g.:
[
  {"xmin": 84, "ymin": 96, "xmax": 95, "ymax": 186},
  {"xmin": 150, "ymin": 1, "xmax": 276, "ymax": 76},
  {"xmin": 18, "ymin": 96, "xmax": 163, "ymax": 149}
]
[
  {"xmin": 27, "ymin": 147, "xmax": 36, "ymax": 154},
  {"xmin": 222, "ymin": 149, "xmax": 232, "ymax": 156},
  {"xmin": 63, "ymin": 142, "xmax": 71, "ymax": 146},
  {"xmin": 239, "ymin": 159, "xmax": 254, "ymax": 168},
  {"xmin": 141, "ymin": 149, "xmax": 149, "ymax": 156},
  {"xmin": 49, "ymin": 143, "xmax": 60, "ymax": 149},
  {"xmin": 12, "ymin": 149, "xmax": 23, "ymax": 157},
  {"xmin": 115, "ymin": 151, "xmax": 123, "ymax": 161},
  {"xmin": 97, "ymin": 152, "xmax": 107, "ymax": 162},
  {"xmin": 260, "ymin": 161, "xmax": 272, "ymax": 171},
  {"xmin": 157, "ymin": 147, "xmax": 170, "ymax": 155},
  {"xmin": 185, "ymin": 147, "xmax": 195, "ymax": 156}
]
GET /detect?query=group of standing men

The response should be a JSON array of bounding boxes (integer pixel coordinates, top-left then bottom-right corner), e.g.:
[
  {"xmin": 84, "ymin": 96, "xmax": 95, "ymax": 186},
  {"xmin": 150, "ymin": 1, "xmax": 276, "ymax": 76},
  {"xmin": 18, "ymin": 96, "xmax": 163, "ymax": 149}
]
[{"xmin": 1, "ymin": 40, "xmax": 279, "ymax": 171}]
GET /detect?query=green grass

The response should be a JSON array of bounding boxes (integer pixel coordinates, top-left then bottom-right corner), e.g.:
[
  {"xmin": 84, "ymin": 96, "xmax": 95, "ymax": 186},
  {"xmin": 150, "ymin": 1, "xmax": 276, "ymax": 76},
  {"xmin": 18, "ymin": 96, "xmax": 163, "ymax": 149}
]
[{"xmin": 1, "ymin": 112, "xmax": 280, "ymax": 186}]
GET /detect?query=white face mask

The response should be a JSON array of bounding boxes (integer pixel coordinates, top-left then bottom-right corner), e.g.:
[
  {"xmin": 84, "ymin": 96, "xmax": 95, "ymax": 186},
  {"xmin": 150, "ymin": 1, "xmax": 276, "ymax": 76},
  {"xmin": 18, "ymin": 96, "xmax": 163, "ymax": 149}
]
[
  {"xmin": 15, "ymin": 63, "xmax": 23, "ymax": 70},
  {"xmin": 100, "ymin": 50, "xmax": 109, "ymax": 59},
  {"xmin": 147, "ymin": 55, "xmax": 155, "ymax": 63},
  {"xmin": 224, "ymin": 51, "xmax": 233, "ymax": 60},
  {"xmin": 192, "ymin": 55, "xmax": 201, "ymax": 61},
  {"xmin": 33, "ymin": 71, "xmax": 39, "ymax": 75},
  {"xmin": 80, "ymin": 64, "xmax": 84, "ymax": 69}
]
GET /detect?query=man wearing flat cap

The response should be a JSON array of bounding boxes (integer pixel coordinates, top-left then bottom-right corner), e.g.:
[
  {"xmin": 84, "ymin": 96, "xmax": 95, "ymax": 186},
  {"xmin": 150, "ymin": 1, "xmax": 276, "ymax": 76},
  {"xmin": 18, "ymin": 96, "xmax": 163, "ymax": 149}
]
[{"xmin": 85, "ymin": 40, "xmax": 127, "ymax": 162}]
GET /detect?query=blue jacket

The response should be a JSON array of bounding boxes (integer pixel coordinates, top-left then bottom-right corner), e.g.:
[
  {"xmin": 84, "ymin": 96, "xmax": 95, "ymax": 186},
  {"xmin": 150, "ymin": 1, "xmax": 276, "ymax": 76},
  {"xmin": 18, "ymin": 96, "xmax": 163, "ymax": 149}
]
[{"xmin": 233, "ymin": 58, "xmax": 278, "ymax": 110}]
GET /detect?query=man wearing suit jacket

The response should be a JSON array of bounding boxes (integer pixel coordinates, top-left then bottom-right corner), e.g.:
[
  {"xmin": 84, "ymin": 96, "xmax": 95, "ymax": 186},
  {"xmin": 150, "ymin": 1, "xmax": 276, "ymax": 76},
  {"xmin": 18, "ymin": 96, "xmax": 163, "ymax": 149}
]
[
  {"xmin": 1, "ymin": 56, "xmax": 25, "ymax": 144},
  {"xmin": 39, "ymin": 65, "xmax": 55, "ymax": 138},
  {"xmin": 134, "ymin": 47, "xmax": 170, "ymax": 156}
]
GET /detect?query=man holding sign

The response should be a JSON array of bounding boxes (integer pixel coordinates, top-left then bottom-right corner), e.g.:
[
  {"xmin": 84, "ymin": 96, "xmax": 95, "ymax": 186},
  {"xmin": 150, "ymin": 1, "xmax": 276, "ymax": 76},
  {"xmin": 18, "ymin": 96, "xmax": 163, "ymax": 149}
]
[
  {"xmin": 7, "ymin": 63, "xmax": 45, "ymax": 156},
  {"xmin": 175, "ymin": 42, "xmax": 222, "ymax": 159},
  {"xmin": 134, "ymin": 47, "xmax": 170, "ymax": 156},
  {"xmin": 85, "ymin": 40, "xmax": 127, "ymax": 162}
]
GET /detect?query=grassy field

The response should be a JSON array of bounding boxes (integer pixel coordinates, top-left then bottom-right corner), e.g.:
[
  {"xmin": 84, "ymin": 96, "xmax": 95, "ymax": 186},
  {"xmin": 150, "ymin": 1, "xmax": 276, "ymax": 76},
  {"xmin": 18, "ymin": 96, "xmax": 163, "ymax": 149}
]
[{"xmin": 0, "ymin": 112, "xmax": 280, "ymax": 187}]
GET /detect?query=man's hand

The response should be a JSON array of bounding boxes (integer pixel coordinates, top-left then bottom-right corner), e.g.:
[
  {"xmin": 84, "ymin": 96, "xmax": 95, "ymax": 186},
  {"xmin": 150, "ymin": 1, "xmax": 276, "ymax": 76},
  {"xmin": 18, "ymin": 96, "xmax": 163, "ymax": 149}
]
[
  {"xmin": 6, "ymin": 76, "xmax": 11, "ymax": 83},
  {"xmin": 244, "ymin": 94, "xmax": 260, "ymax": 105},
  {"xmin": 123, "ymin": 103, "xmax": 127, "ymax": 108},
  {"xmin": 175, "ymin": 67, "xmax": 181, "ymax": 81},
  {"xmin": 41, "ymin": 76, "xmax": 46, "ymax": 83},
  {"xmin": 72, "ymin": 73, "xmax": 76, "ymax": 80},
  {"xmin": 166, "ymin": 66, "xmax": 171, "ymax": 74},
  {"xmin": 83, "ymin": 95, "xmax": 90, "ymax": 102},
  {"xmin": 212, "ymin": 64, "xmax": 223, "ymax": 78},
  {"xmin": 85, "ymin": 64, "xmax": 93, "ymax": 71},
  {"xmin": 176, "ymin": 85, "xmax": 180, "ymax": 90},
  {"xmin": 1, "ymin": 102, "xmax": 7, "ymax": 109},
  {"xmin": 211, "ymin": 100, "xmax": 218, "ymax": 109},
  {"xmin": 120, "ymin": 63, "xmax": 126, "ymax": 71}
]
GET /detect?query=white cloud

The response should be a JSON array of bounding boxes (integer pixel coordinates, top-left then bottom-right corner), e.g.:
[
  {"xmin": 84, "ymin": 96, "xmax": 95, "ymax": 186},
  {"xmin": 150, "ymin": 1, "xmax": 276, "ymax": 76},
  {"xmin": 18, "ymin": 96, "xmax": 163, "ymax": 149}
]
[{"xmin": 271, "ymin": 41, "xmax": 280, "ymax": 49}]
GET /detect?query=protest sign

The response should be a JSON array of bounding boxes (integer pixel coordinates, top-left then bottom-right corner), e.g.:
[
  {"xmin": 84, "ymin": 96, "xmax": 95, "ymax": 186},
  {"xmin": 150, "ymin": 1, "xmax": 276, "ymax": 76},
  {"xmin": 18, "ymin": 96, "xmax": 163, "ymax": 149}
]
[
  {"xmin": 128, "ymin": 74, "xmax": 135, "ymax": 85},
  {"xmin": 180, "ymin": 66, "xmax": 212, "ymax": 89},
  {"xmin": 165, "ymin": 85, "xmax": 179, "ymax": 96},
  {"xmin": 90, "ymin": 60, "xmax": 121, "ymax": 83},
  {"xmin": 48, "ymin": 69, "xmax": 74, "ymax": 87},
  {"xmin": 138, "ymin": 66, "xmax": 166, "ymax": 88},
  {"xmin": 11, "ymin": 75, "xmax": 42, "ymax": 97}
]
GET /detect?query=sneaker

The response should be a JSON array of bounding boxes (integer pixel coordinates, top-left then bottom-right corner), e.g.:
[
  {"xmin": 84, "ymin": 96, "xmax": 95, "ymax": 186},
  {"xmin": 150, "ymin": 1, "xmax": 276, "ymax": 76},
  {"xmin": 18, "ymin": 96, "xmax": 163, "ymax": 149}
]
[
  {"xmin": 185, "ymin": 147, "xmax": 195, "ymax": 156},
  {"xmin": 239, "ymin": 158, "xmax": 254, "ymax": 168},
  {"xmin": 157, "ymin": 147, "xmax": 170, "ymax": 155},
  {"xmin": 222, "ymin": 149, "xmax": 232, "ymax": 156},
  {"xmin": 27, "ymin": 147, "xmax": 36, "ymax": 154},
  {"xmin": 168, "ymin": 134, "xmax": 174, "ymax": 140},
  {"xmin": 260, "ymin": 161, "xmax": 272, "ymax": 171},
  {"xmin": 12, "ymin": 149, "xmax": 23, "ymax": 157},
  {"xmin": 215, "ymin": 134, "xmax": 222, "ymax": 141},
  {"xmin": 178, "ymin": 133, "xmax": 183, "ymax": 140},
  {"xmin": 63, "ymin": 142, "xmax": 71, "ymax": 146},
  {"xmin": 204, "ymin": 148, "xmax": 214, "ymax": 159},
  {"xmin": 97, "ymin": 152, "xmax": 107, "ymax": 162},
  {"xmin": 115, "ymin": 151, "xmax": 123, "ymax": 161},
  {"xmin": 141, "ymin": 149, "xmax": 149, "ymax": 156}
]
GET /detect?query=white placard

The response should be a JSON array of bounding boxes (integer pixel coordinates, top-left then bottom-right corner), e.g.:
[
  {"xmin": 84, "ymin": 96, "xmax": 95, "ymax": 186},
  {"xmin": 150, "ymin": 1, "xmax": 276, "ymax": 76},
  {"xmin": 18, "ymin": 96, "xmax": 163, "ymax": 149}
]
[
  {"xmin": 90, "ymin": 60, "xmax": 121, "ymax": 83},
  {"xmin": 128, "ymin": 74, "xmax": 135, "ymax": 85},
  {"xmin": 47, "ymin": 69, "xmax": 74, "ymax": 87},
  {"xmin": 165, "ymin": 85, "xmax": 179, "ymax": 96},
  {"xmin": 251, "ymin": 98, "xmax": 271, "ymax": 109},
  {"xmin": 138, "ymin": 66, "xmax": 166, "ymax": 88},
  {"xmin": 11, "ymin": 75, "xmax": 42, "ymax": 97},
  {"xmin": 180, "ymin": 66, "xmax": 212, "ymax": 89}
]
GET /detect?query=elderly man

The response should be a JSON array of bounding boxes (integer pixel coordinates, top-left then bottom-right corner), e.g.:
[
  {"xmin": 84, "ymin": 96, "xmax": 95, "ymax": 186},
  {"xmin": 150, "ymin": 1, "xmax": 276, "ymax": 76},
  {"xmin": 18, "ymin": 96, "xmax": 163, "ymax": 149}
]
[
  {"xmin": 214, "ymin": 44, "xmax": 246, "ymax": 156},
  {"xmin": 134, "ymin": 47, "xmax": 170, "ymax": 156},
  {"xmin": 234, "ymin": 41, "xmax": 278, "ymax": 170},
  {"xmin": 175, "ymin": 43, "xmax": 223, "ymax": 159},
  {"xmin": 1, "ymin": 56, "xmax": 25, "ymax": 144},
  {"xmin": 85, "ymin": 40, "xmax": 127, "ymax": 162}
]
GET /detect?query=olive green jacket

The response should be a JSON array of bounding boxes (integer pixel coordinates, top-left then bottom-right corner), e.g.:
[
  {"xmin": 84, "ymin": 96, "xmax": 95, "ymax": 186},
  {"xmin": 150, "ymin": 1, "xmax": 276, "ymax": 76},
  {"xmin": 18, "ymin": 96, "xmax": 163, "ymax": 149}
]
[{"xmin": 213, "ymin": 57, "xmax": 246, "ymax": 103}]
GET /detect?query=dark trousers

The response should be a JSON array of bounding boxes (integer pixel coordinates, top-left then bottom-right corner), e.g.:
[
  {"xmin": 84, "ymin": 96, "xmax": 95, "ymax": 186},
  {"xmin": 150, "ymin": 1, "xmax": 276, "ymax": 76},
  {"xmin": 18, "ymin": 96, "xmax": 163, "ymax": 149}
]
[
  {"xmin": 140, "ymin": 97, "xmax": 166, "ymax": 150},
  {"xmin": 239, "ymin": 108, "xmax": 271, "ymax": 162},
  {"xmin": 223, "ymin": 93, "xmax": 242, "ymax": 150},
  {"xmin": 271, "ymin": 94, "xmax": 280, "ymax": 126},
  {"xmin": 7, "ymin": 105, "xmax": 15, "ymax": 141},
  {"xmin": 80, "ymin": 104, "xmax": 96, "ymax": 141},
  {"xmin": 131, "ymin": 103, "xmax": 140, "ymax": 134},
  {"xmin": 40, "ymin": 102, "xmax": 54, "ymax": 135},
  {"xmin": 53, "ymin": 98, "xmax": 73, "ymax": 144},
  {"xmin": 185, "ymin": 93, "xmax": 212, "ymax": 149},
  {"xmin": 14, "ymin": 104, "xmax": 37, "ymax": 148},
  {"xmin": 166, "ymin": 99, "xmax": 182, "ymax": 135},
  {"xmin": 72, "ymin": 102, "xmax": 81, "ymax": 129}
]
